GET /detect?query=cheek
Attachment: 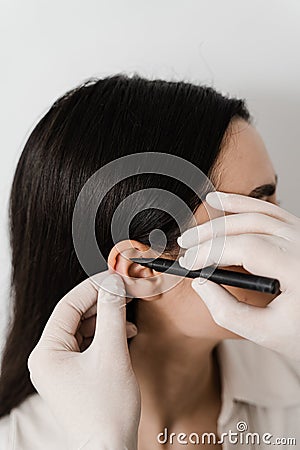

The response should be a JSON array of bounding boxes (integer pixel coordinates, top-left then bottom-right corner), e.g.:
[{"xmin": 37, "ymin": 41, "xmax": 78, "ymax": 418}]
[
  {"xmin": 221, "ymin": 266, "xmax": 277, "ymax": 307},
  {"xmin": 172, "ymin": 280, "xmax": 240, "ymax": 339}
]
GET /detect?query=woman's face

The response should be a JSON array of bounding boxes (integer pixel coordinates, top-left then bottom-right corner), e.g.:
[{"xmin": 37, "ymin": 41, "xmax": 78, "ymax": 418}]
[
  {"xmin": 194, "ymin": 118, "xmax": 279, "ymax": 308},
  {"xmin": 134, "ymin": 119, "xmax": 278, "ymax": 341}
]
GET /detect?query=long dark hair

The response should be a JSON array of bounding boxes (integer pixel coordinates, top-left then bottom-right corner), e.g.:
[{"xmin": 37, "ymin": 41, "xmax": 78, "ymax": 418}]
[{"xmin": 0, "ymin": 74, "xmax": 250, "ymax": 417}]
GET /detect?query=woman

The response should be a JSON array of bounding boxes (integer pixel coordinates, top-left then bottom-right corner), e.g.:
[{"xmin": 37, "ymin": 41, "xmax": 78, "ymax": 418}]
[{"xmin": 0, "ymin": 74, "xmax": 299, "ymax": 449}]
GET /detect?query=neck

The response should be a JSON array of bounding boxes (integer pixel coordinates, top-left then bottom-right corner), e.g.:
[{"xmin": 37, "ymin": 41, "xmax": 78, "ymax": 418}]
[{"xmin": 129, "ymin": 300, "xmax": 222, "ymax": 427}]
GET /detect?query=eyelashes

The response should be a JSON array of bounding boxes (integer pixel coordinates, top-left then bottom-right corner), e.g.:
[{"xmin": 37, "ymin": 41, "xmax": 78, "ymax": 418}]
[{"xmin": 252, "ymin": 196, "xmax": 281, "ymax": 207}]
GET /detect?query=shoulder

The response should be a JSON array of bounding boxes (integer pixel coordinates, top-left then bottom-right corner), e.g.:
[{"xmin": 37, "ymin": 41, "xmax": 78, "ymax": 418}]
[
  {"xmin": 0, "ymin": 413, "xmax": 10, "ymax": 449},
  {"xmin": 0, "ymin": 394, "xmax": 67, "ymax": 450},
  {"xmin": 217, "ymin": 339, "xmax": 300, "ymax": 407},
  {"xmin": 216, "ymin": 340, "xmax": 300, "ymax": 443}
]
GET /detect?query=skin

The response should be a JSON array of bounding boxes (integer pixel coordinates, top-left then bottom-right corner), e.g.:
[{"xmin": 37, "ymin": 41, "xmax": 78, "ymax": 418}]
[{"xmin": 108, "ymin": 118, "xmax": 279, "ymax": 449}]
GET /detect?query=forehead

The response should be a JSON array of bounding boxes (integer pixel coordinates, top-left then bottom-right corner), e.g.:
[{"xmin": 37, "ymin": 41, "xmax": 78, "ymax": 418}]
[{"xmin": 213, "ymin": 119, "xmax": 276, "ymax": 194}]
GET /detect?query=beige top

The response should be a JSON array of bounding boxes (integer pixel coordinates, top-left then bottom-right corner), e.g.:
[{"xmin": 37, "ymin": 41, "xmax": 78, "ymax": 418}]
[{"xmin": 0, "ymin": 340, "xmax": 299, "ymax": 449}]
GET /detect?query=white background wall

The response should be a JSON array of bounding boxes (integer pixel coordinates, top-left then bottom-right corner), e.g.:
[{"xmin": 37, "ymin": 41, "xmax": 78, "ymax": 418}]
[{"xmin": 1, "ymin": 0, "xmax": 300, "ymax": 351}]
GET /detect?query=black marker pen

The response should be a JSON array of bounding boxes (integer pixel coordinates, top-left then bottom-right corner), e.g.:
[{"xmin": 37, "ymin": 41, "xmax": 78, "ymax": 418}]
[{"xmin": 130, "ymin": 257, "xmax": 280, "ymax": 295}]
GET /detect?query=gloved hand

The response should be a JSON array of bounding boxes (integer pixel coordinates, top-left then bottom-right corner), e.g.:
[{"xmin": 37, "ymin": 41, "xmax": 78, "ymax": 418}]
[
  {"xmin": 28, "ymin": 271, "xmax": 141, "ymax": 450},
  {"xmin": 178, "ymin": 191, "xmax": 300, "ymax": 361}
]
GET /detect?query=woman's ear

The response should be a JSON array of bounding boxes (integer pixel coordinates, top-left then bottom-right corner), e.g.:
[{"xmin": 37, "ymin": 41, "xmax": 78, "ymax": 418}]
[{"xmin": 107, "ymin": 240, "xmax": 164, "ymax": 300}]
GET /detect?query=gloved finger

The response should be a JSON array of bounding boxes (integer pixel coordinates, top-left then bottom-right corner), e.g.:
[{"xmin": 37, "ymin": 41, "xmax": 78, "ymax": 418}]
[
  {"xmin": 191, "ymin": 277, "xmax": 274, "ymax": 344},
  {"xmin": 83, "ymin": 293, "xmax": 134, "ymax": 320},
  {"xmin": 83, "ymin": 304, "xmax": 97, "ymax": 320},
  {"xmin": 38, "ymin": 272, "xmax": 109, "ymax": 352},
  {"xmin": 75, "ymin": 331, "xmax": 83, "ymax": 349},
  {"xmin": 206, "ymin": 191, "xmax": 298, "ymax": 225},
  {"xmin": 78, "ymin": 314, "xmax": 137, "ymax": 340},
  {"xmin": 91, "ymin": 273, "xmax": 129, "ymax": 358},
  {"xmin": 179, "ymin": 234, "xmax": 290, "ymax": 290},
  {"xmin": 126, "ymin": 321, "xmax": 138, "ymax": 338},
  {"xmin": 78, "ymin": 315, "xmax": 96, "ymax": 338},
  {"xmin": 178, "ymin": 212, "xmax": 292, "ymax": 249}
]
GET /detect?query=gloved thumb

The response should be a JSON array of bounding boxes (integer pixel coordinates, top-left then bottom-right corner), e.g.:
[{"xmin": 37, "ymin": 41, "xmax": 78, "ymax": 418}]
[{"xmin": 91, "ymin": 273, "xmax": 130, "ymax": 356}]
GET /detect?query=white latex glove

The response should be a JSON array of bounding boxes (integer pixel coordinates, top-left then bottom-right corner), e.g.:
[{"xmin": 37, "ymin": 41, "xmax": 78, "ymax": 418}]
[
  {"xmin": 178, "ymin": 191, "xmax": 300, "ymax": 361},
  {"xmin": 28, "ymin": 271, "xmax": 141, "ymax": 450}
]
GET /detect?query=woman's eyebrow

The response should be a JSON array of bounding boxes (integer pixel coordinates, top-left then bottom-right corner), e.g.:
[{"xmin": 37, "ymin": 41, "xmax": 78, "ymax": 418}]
[{"xmin": 248, "ymin": 174, "xmax": 278, "ymax": 199}]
